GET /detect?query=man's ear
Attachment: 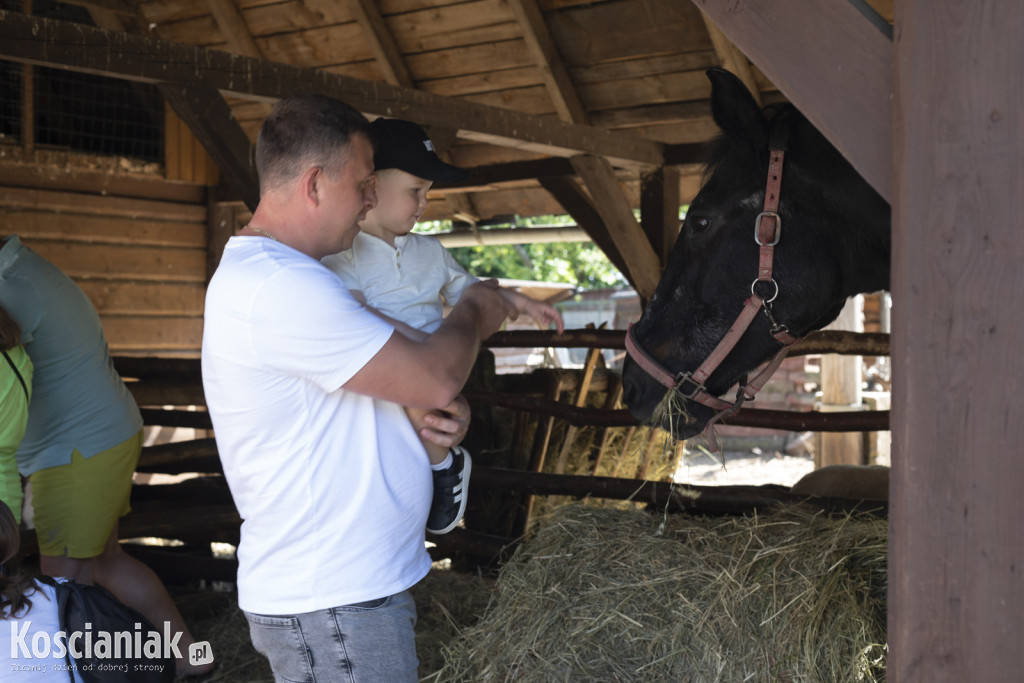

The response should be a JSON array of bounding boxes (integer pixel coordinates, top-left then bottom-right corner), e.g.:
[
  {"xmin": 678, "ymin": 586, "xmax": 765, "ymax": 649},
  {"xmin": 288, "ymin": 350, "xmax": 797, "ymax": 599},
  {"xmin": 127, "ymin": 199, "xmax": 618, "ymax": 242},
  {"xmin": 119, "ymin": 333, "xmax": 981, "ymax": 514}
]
[{"xmin": 301, "ymin": 166, "xmax": 322, "ymax": 206}]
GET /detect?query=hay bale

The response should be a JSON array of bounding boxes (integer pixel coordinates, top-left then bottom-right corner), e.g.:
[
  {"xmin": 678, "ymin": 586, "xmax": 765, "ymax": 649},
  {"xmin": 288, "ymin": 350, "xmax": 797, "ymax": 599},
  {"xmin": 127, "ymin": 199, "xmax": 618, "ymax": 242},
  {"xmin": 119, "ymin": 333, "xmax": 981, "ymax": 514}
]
[
  {"xmin": 432, "ymin": 503, "xmax": 887, "ymax": 682},
  {"xmin": 412, "ymin": 562, "xmax": 497, "ymax": 677}
]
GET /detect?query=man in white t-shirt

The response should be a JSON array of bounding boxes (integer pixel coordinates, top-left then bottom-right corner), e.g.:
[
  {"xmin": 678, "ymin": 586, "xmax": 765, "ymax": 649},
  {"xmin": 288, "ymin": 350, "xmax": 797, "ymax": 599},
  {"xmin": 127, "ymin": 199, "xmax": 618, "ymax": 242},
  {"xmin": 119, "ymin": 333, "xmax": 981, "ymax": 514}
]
[{"xmin": 201, "ymin": 94, "xmax": 514, "ymax": 682}]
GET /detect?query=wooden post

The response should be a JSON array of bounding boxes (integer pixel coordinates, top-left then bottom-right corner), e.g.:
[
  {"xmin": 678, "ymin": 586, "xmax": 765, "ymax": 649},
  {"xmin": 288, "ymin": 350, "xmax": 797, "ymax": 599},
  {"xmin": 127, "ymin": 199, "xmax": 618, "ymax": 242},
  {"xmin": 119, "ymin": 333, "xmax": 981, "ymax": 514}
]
[
  {"xmin": 590, "ymin": 376, "xmax": 623, "ymax": 475},
  {"xmin": 519, "ymin": 371, "xmax": 564, "ymax": 535},
  {"xmin": 891, "ymin": 2, "xmax": 1024, "ymax": 679},
  {"xmin": 609, "ymin": 425, "xmax": 637, "ymax": 479},
  {"xmin": 553, "ymin": 346, "xmax": 603, "ymax": 474},
  {"xmin": 816, "ymin": 295, "xmax": 865, "ymax": 467}
]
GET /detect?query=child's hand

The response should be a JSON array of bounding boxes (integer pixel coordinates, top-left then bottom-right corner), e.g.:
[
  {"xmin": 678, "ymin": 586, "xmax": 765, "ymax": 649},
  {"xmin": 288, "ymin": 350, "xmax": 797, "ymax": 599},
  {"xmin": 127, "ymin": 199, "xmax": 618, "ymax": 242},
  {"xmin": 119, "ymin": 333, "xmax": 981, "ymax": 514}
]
[{"xmin": 524, "ymin": 299, "xmax": 565, "ymax": 334}]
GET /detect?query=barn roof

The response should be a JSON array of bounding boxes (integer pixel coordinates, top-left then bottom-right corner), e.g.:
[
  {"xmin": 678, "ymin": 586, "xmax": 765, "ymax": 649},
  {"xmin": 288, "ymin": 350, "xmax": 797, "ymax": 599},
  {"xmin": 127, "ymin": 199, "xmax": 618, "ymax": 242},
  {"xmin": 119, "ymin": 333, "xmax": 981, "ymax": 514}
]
[{"xmin": 0, "ymin": 0, "xmax": 894, "ymax": 297}]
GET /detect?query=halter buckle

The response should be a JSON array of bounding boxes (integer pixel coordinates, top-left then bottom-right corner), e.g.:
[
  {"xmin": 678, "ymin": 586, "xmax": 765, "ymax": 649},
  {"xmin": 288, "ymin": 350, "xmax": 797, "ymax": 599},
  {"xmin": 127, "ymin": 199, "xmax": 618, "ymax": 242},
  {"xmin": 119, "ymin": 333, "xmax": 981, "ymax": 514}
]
[
  {"xmin": 673, "ymin": 372, "xmax": 707, "ymax": 400},
  {"xmin": 754, "ymin": 211, "xmax": 782, "ymax": 246}
]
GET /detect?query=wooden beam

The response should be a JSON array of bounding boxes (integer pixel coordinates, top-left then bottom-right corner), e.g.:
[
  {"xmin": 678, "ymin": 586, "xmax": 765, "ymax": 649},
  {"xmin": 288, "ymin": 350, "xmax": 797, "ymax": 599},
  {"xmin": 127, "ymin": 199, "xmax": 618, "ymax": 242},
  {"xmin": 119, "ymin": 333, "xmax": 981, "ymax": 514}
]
[
  {"xmin": 691, "ymin": 0, "xmax": 892, "ymax": 201},
  {"xmin": 206, "ymin": 0, "xmax": 264, "ymax": 59},
  {"xmin": 0, "ymin": 167, "xmax": 204, "ymax": 206},
  {"xmin": 440, "ymin": 158, "xmax": 576, "ymax": 190},
  {"xmin": 159, "ymin": 84, "xmax": 260, "ymax": 212},
  {"xmin": 435, "ymin": 226, "xmax": 590, "ymax": 248},
  {"xmin": 640, "ymin": 166, "xmax": 681, "ymax": 269},
  {"xmin": 890, "ymin": 0, "xmax": 1024, "ymax": 679},
  {"xmin": 507, "ymin": 0, "xmax": 588, "ymax": 124},
  {"xmin": 345, "ymin": 0, "xmax": 414, "ymax": 88},
  {"xmin": 471, "ymin": 466, "xmax": 887, "ymax": 516},
  {"xmin": 0, "ymin": 11, "xmax": 664, "ymax": 169},
  {"xmin": 538, "ymin": 175, "xmax": 632, "ymax": 286},
  {"xmin": 50, "ymin": 0, "xmax": 136, "ymax": 17},
  {"xmin": 569, "ymin": 155, "xmax": 661, "ymax": 299},
  {"xmin": 207, "ymin": 199, "xmax": 237, "ymax": 281},
  {"xmin": 424, "ymin": 125, "xmax": 482, "ymax": 223},
  {"xmin": 699, "ymin": 10, "xmax": 761, "ymax": 106}
]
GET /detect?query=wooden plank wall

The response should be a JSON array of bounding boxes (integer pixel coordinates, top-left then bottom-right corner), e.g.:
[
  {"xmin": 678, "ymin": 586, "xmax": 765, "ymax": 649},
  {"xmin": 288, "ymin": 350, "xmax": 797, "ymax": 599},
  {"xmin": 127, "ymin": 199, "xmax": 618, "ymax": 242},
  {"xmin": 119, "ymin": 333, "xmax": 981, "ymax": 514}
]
[
  {"xmin": 0, "ymin": 156, "xmax": 210, "ymax": 357},
  {"xmin": 165, "ymin": 103, "xmax": 220, "ymax": 185}
]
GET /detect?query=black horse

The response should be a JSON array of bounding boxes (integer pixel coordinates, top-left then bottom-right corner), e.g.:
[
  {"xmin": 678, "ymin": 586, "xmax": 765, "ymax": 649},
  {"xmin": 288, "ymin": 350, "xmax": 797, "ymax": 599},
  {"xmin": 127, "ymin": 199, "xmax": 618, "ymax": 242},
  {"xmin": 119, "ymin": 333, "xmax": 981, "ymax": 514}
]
[{"xmin": 621, "ymin": 68, "xmax": 890, "ymax": 441}]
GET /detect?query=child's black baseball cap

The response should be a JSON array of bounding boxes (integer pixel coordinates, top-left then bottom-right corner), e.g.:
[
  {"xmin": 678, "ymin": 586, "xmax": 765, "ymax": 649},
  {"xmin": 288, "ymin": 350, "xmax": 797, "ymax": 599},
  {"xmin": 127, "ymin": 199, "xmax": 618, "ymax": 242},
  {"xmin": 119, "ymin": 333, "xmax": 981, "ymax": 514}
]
[{"xmin": 370, "ymin": 118, "xmax": 470, "ymax": 182}]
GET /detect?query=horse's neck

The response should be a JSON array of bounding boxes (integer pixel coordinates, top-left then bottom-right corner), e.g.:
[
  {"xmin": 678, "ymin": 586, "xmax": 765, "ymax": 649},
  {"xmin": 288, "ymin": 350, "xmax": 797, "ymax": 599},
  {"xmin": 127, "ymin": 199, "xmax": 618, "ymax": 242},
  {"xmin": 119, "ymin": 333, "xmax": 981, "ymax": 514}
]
[{"xmin": 843, "ymin": 200, "xmax": 891, "ymax": 296}]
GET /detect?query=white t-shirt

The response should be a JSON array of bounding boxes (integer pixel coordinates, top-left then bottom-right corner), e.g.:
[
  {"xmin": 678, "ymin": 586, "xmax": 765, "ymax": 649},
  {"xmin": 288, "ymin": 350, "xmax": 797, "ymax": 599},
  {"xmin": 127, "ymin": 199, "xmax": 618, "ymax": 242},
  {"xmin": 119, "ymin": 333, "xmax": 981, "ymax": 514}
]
[
  {"xmin": 202, "ymin": 237, "xmax": 432, "ymax": 615},
  {"xmin": 0, "ymin": 580, "xmax": 86, "ymax": 683},
  {"xmin": 322, "ymin": 232, "xmax": 477, "ymax": 332}
]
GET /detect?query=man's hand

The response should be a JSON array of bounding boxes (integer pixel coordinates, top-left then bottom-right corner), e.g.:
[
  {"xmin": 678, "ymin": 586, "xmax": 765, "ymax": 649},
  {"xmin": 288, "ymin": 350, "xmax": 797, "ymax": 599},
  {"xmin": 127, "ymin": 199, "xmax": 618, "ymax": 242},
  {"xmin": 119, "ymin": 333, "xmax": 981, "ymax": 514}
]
[{"xmin": 418, "ymin": 395, "xmax": 471, "ymax": 449}]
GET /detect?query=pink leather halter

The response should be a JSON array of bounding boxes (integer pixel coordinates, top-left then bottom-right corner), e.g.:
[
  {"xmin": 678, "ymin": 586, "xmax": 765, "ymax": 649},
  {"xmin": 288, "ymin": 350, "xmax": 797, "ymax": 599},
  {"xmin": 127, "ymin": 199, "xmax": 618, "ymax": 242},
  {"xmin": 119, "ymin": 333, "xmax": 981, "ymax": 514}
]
[{"xmin": 625, "ymin": 142, "xmax": 802, "ymax": 450}]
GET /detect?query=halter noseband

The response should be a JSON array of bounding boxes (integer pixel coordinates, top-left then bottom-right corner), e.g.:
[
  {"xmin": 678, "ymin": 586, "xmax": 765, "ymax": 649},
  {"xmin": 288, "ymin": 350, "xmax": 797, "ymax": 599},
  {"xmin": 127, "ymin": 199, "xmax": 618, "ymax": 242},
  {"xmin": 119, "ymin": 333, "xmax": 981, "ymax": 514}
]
[{"xmin": 626, "ymin": 114, "xmax": 803, "ymax": 450}]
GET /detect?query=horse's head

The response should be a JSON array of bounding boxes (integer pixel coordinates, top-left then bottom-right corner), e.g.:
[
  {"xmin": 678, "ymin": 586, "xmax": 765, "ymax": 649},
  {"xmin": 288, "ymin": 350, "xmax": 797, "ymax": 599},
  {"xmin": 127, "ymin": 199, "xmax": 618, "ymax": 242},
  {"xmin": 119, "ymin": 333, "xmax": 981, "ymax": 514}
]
[{"xmin": 621, "ymin": 68, "xmax": 890, "ymax": 440}]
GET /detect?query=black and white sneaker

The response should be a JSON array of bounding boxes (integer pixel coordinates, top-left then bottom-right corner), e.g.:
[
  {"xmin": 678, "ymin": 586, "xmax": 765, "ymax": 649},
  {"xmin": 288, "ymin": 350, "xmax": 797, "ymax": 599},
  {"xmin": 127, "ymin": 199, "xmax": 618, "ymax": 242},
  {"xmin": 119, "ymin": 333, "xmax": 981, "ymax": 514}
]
[{"xmin": 426, "ymin": 446, "xmax": 471, "ymax": 535}]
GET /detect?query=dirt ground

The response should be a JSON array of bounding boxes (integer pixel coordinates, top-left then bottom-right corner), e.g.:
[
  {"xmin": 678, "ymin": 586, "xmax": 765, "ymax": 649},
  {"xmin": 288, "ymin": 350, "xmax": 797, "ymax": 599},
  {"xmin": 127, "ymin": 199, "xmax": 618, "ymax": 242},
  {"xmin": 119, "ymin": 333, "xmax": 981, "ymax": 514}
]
[{"xmin": 675, "ymin": 448, "xmax": 816, "ymax": 488}]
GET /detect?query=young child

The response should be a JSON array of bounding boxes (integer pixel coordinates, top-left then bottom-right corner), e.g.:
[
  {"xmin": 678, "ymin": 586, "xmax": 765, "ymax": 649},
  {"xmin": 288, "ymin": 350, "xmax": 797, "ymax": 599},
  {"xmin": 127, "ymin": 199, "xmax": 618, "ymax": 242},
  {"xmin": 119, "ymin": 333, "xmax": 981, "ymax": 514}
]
[
  {"xmin": 323, "ymin": 117, "xmax": 564, "ymax": 535},
  {"xmin": 0, "ymin": 501, "xmax": 86, "ymax": 682}
]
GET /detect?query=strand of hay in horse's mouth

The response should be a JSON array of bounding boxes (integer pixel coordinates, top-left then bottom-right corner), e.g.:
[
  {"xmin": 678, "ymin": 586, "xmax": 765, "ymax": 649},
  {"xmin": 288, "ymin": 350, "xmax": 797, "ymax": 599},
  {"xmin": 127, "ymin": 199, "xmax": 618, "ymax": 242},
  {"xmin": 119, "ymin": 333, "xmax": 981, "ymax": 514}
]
[
  {"xmin": 651, "ymin": 385, "xmax": 697, "ymax": 428},
  {"xmin": 432, "ymin": 504, "xmax": 888, "ymax": 682}
]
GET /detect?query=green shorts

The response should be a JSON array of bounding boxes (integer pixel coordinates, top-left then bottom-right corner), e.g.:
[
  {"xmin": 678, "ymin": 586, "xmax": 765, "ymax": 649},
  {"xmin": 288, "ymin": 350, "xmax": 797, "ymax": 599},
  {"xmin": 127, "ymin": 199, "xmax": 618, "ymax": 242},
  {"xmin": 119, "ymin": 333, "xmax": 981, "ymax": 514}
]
[{"xmin": 29, "ymin": 429, "xmax": 143, "ymax": 558}]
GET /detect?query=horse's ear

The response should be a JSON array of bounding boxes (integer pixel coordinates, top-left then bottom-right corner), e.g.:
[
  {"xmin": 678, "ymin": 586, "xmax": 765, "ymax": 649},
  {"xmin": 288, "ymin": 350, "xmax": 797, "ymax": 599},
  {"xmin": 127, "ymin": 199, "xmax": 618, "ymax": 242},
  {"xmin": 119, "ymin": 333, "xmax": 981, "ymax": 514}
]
[{"xmin": 706, "ymin": 68, "xmax": 768, "ymax": 149}]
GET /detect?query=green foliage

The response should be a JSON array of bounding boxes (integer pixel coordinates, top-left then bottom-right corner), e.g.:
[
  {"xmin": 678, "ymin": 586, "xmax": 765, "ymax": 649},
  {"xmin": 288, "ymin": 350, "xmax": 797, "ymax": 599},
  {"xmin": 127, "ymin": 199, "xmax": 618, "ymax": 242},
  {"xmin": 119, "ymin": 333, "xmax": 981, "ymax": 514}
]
[
  {"xmin": 416, "ymin": 215, "xmax": 629, "ymax": 290},
  {"xmin": 449, "ymin": 242, "xmax": 627, "ymax": 290}
]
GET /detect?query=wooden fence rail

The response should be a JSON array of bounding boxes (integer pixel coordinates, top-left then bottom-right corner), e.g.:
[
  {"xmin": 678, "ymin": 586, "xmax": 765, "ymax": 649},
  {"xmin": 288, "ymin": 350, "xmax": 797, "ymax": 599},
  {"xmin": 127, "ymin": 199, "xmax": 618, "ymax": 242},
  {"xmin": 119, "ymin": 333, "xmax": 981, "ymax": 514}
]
[{"xmin": 47, "ymin": 329, "xmax": 894, "ymax": 577}]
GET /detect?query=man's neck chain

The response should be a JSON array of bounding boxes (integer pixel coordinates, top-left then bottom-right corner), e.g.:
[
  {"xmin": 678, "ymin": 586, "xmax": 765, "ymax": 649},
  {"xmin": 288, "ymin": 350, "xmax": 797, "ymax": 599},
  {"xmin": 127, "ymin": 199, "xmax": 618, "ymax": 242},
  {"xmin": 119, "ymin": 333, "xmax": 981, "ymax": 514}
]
[{"xmin": 246, "ymin": 225, "xmax": 280, "ymax": 242}]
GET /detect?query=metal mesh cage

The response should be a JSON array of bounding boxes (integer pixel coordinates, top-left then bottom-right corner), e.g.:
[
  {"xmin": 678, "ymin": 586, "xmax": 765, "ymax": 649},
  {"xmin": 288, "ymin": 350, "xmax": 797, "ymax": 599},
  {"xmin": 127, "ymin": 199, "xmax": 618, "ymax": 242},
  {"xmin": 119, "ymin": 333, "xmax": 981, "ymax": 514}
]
[{"xmin": 0, "ymin": 1, "xmax": 164, "ymax": 163}]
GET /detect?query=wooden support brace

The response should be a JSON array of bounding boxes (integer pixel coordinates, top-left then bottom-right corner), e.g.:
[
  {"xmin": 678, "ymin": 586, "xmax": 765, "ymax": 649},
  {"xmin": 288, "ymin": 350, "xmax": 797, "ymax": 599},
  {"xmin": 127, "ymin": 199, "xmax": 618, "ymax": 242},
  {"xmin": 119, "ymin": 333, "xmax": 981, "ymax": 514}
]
[{"xmin": 570, "ymin": 154, "xmax": 662, "ymax": 298}]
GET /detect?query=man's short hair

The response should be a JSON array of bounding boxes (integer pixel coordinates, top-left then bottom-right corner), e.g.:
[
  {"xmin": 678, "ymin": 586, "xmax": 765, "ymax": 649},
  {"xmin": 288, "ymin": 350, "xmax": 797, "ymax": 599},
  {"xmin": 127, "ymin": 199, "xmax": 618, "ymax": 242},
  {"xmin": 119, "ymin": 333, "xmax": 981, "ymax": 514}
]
[{"xmin": 255, "ymin": 94, "xmax": 372, "ymax": 192}]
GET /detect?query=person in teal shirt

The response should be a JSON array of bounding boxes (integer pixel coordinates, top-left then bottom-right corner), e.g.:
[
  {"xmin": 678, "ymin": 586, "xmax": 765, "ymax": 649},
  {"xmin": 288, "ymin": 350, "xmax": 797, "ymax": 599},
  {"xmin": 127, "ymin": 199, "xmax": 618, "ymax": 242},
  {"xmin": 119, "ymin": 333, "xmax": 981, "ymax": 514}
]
[{"xmin": 0, "ymin": 235, "xmax": 213, "ymax": 677}]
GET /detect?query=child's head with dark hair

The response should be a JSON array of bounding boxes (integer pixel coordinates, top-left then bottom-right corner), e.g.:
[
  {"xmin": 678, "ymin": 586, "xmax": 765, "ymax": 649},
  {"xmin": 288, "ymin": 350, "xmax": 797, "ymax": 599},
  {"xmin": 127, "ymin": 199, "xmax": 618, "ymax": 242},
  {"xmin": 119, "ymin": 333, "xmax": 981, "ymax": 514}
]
[{"xmin": 0, "ymin": 500, "xmax": 49, "ymax": 619}]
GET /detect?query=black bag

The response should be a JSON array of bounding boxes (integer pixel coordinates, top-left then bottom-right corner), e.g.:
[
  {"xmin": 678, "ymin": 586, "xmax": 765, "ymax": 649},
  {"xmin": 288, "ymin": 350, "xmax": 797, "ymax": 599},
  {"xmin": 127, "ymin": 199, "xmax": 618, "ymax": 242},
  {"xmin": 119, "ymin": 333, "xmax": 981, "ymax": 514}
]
[{"xmin": 54, "ymin": 580, "xmax": 176, "ymax": 683}]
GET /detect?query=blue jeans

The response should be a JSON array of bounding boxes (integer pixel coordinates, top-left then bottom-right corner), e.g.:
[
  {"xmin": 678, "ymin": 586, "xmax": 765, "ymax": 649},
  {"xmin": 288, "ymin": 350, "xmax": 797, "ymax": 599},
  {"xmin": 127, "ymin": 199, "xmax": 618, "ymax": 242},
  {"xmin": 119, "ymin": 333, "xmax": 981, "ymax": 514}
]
[{"xmin": 245, "ymin": 590, "xmax": 419, "ymax": 683}]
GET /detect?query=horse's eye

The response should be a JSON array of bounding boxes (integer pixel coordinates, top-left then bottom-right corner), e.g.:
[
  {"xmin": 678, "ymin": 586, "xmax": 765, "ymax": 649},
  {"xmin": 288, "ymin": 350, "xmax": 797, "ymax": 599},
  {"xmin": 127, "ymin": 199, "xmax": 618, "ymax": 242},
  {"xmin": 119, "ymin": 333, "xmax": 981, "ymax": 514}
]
[{"xmin": 690, "ymin": 216, "xmax": 712, "ymax": 233}]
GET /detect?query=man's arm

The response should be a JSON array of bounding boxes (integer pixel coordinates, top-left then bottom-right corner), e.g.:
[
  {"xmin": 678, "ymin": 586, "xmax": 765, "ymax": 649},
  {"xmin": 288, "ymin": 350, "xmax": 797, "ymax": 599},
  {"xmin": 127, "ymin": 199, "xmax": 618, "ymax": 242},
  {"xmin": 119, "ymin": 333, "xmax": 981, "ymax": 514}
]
[{"xmin": 341, "ymin": 281, "xmax": 515, "ymax": 409}]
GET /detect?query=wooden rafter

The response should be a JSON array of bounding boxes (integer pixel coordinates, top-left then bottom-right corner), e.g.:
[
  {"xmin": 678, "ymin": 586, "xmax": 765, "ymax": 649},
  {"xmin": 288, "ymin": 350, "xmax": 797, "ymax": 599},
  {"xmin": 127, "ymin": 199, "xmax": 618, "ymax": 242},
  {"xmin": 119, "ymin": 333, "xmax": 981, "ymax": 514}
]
[
  {"xmin": 345, "ymin": 0, "xmax": 413, "ymax": 88},
  {"xmin": 640, "ymin": 167, "xmax": 681, "ymax": 269},
  {"xmin": 538, "ymin": 175, "xmax": 632, "ymax": 287},
  {"xmin": 0, "ymin": 11, "xmax": 664, "ymax": 169},
  {"xmin": 568, "ymin": 155, "xmax": 662, "ymax": 299},
  {"xmin": 692, "ymin": 0, "xmax": 891, "ymax": 201},
  {"xmin": 507, "ymin": 0, "xmax": 588, "ymax": 124},
  {"xmin": 206, "ymin": 0, "xmax": 264, "ymax": 59},
  {"xmin": 699, "ymin": 10, "xmax": 761, "ymax": 106},
  {"xmin": 425, "ymin": 125, "xmax": 481, "ymax": 224},
  {"xmin": 56, "ymin": 0, "xmax": 136, "ymax": 17}
]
